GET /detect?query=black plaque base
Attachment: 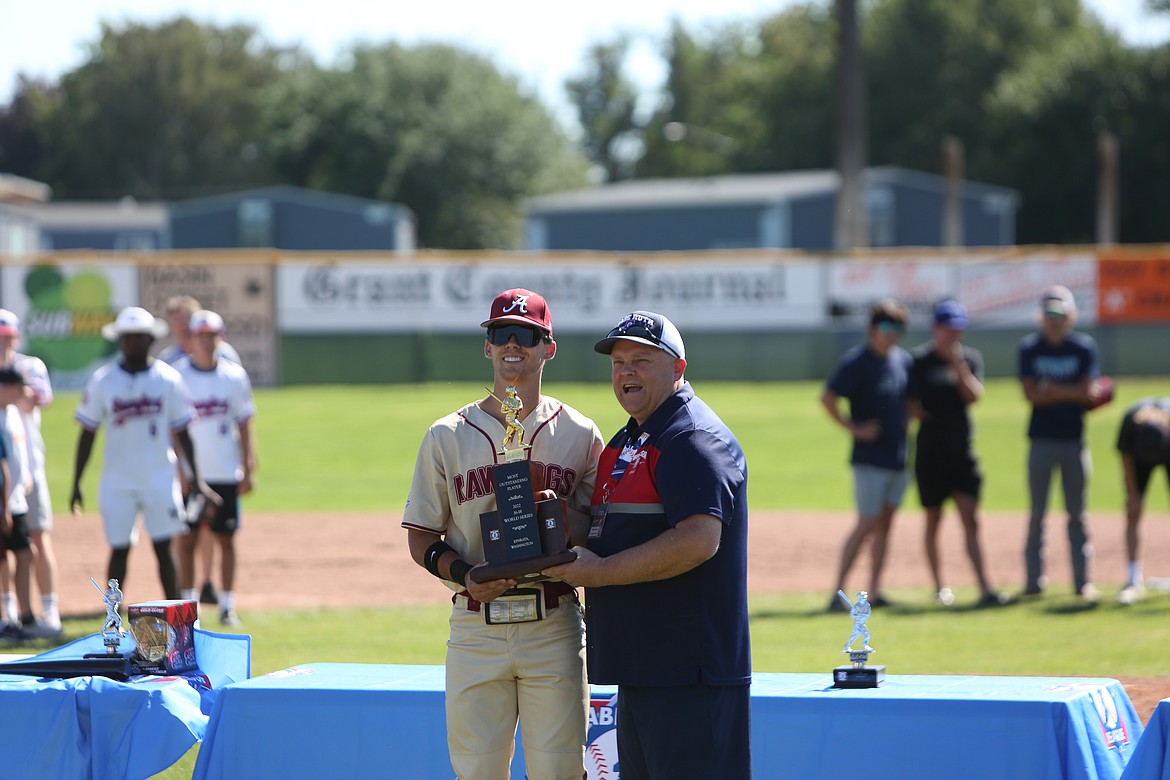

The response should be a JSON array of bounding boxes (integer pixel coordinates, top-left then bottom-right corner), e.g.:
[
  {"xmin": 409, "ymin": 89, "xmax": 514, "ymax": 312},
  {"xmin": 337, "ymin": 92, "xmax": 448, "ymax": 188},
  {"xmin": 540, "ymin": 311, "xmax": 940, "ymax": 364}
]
[
  {"xmin": 472, "ymin": 497, "xmax": 577, "ymax": 583},
  {"xmin": 832, "ymin": 664, "xmax": 886, "ymax": 688},
  {"xmin": 0, "ymin": 652, "xmax": 140, "ymax": 681}
]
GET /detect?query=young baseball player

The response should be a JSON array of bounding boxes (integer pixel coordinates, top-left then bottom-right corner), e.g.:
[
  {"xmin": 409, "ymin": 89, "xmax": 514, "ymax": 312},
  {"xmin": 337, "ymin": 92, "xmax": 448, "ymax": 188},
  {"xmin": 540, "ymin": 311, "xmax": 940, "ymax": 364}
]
[
  {"xmin": 158, "ymin": 295, "xmax": 242, "ymax": 607},
  {"xmin": 175, "ymin": 310, "xmax": 257, "ymax": 627},
  {"xmin": 402, "ymin": 288, "xmax": 603, "ymax": 780},
  {"xmin": 70, "ymin": 306, "xmax": 220, "ymax": 600},
  {"xmin": 0, "ymin": 309, "xmax": 60, "ymax": 634},
  {"xmin": 0, "ymin": 366, "xmax": 33, "ymax": 641}
]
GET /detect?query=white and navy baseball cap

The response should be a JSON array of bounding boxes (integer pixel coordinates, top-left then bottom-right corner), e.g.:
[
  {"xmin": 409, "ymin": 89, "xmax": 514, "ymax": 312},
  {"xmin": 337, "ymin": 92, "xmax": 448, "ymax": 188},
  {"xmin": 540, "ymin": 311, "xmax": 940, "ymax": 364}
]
[
  {"xmin": 101, "ymin": 306, "xmax": 170, "ymax": 341},
  {"xmin": 480, "ymin": 288, "xmax": 553, "ymax": 336},
  {"xmin": 190, "ymin": 310, "xmax": 225, "ymax": 334},
  {"xmin": 594, "ymin": 310, "xmax": 686, "ymax": 360},
  {"xmin": 1040, "ymin": 285, "xmax": 1076, "ymax": 316},
  {"xmin": 0, "ymin": 309, "xmax": 19, "ymax": 336}
]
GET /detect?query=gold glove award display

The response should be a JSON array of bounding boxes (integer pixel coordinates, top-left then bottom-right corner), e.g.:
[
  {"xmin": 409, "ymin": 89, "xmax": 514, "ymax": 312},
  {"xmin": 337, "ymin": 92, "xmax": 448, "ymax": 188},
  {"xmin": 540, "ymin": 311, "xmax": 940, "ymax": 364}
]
[
  {"xmin": 470, "ymin": 386, "xmax": 577, "ymax": 583},
  {"xmin": 832, "ymin": 590, "xmax": 885, "ymax": 688}
]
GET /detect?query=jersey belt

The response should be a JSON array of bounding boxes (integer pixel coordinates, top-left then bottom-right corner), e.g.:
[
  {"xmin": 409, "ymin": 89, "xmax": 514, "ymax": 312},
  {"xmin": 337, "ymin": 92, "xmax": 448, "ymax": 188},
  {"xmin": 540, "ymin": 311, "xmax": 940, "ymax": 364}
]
[{"xmin": 454, "ymin": 580, "xmax": 576, "ymax": 613}]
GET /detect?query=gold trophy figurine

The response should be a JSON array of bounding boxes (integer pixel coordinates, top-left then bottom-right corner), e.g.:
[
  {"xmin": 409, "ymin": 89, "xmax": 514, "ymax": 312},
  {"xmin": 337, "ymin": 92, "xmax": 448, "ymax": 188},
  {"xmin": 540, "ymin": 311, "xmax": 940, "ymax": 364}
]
[{"xmin": 486, "ymin": 386, "xmax": 529, "ymax": 462}]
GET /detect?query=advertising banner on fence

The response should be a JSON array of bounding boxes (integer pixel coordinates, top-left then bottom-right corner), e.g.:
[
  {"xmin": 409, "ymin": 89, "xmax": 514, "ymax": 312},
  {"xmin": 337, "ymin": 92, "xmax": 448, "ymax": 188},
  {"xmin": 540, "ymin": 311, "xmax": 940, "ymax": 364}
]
[
  {"xmin": 138, "ymin": 263, "xmax": 278, "ymax": 387},
  {"xmin": 958, "ymin": 252, "xmax": 1097, "ymax": 327},
  {"xmin": 826, "ymin": 257, "xmax": 959, "ymax": 326},
  {"xmin": 1097, "ymin": 250, "xmax": 1170, "ymax": 324},
  {"xmin": 277, "ymin": 255, "xmax": 826, "ymax": 333},
  {"xmin": 0, "ymin": 261, "xmax": 137, "ymax": 390}
]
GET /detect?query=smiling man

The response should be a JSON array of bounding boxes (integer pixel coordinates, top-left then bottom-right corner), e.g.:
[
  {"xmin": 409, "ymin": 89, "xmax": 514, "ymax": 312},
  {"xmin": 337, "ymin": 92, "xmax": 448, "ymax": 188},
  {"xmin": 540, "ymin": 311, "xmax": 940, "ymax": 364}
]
[
  {"xmin": 545, "ymin": 310, "xmax": 751, "ymax": 780},
  {"xmin": 402, "ymin": 288, "xmax": 603, "ymax": 780}
]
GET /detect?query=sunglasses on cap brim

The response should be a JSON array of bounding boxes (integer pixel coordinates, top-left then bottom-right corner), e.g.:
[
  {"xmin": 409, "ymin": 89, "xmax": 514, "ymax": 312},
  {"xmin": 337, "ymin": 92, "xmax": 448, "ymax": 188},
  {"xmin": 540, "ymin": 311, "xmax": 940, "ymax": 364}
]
[{"xmin": 486, "ymin": 324, "xmax": 548, "ymax": 348}]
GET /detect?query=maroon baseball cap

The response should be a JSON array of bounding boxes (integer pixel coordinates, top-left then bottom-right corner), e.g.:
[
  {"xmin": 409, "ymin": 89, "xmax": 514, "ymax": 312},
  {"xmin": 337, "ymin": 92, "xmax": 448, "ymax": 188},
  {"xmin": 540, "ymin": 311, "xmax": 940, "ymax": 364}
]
[{"xmin": 480, "ymin": 289, "xmax": 553, "ymax": 336}]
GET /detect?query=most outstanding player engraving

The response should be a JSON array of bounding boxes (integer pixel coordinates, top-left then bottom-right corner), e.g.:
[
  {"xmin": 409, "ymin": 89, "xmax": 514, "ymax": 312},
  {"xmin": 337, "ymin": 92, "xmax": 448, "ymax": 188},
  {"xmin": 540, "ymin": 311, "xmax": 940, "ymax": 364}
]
[
  {"xmin": 470, "ymin": 386, "xmax": 577, "ymax": 583},
  {"xmin": 832, "ymin": 590, "xmax": 886, "ymax": 688}
]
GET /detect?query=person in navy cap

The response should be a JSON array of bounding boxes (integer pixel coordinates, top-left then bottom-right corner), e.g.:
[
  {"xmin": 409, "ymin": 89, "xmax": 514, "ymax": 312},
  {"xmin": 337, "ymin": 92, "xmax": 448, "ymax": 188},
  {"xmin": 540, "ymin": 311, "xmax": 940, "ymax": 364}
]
[
  {"xmin": 547, "ymin": 310, "xmax": 751, "ymax": 780},
  {"xmin": 908, "ymin": 300, "xmax": 1006, "ymax": 608}
]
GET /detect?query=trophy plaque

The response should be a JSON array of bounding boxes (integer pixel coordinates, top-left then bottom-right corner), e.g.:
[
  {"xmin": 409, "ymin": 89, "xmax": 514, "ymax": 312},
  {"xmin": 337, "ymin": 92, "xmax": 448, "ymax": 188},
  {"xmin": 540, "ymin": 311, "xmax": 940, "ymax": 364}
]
[
  {"xmin": 832, "ymin": 590, "xmax": 885, "ymax": 688},
  {"xmin": 470, "ymin": 386, "xmax": 577, "ymax": 583}
]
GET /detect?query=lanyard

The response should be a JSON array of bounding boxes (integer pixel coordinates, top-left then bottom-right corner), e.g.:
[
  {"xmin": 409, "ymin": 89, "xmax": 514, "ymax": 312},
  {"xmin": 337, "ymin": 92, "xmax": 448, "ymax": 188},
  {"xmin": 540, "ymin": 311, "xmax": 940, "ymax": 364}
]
[{"xmin": 608, "ymin": 429, "xmax": 650, "ymax": 488}]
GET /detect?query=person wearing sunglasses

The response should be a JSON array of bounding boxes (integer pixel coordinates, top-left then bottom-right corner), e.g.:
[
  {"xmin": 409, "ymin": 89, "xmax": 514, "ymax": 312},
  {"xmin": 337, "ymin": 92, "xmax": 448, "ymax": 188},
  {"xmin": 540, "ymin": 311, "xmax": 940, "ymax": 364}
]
[
  {"xmin": 1018, "ymin": 284, "xmax": 1104, "ymax": 603},
  {"xmin": 402, "ymin": 288, "xmax": 603, "ymax": 780},
  {"xmin": 821, "ymin": 299, "xmax": 913, "ymax": 612}
]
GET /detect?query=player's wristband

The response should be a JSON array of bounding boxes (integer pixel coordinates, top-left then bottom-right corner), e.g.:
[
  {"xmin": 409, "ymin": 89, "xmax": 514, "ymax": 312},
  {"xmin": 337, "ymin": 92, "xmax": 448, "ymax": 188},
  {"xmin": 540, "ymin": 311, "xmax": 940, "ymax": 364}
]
[
  {"xmin": 423, "ymin": 540, "xmax": 455, "ymax": 578},
  {"xmin": 448, "ymin": 559, "xmax": 472, "ymax": 588}
]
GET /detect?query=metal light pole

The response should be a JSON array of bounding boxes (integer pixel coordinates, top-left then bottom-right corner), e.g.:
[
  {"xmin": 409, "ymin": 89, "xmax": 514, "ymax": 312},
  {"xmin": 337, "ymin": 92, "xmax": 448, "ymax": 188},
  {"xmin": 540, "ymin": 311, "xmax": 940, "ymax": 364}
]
[{"xmin": 1096, "ymin": 130, "xmax": 1119, "ymax": 246}]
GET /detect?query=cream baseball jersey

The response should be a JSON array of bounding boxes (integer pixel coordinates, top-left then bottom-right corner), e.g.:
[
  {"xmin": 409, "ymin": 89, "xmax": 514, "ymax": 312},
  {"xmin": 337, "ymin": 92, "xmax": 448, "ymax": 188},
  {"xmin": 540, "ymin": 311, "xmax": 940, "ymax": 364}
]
[
  {"xmin": 13, "ymin": 352, "xmax": 51, "ymax": 473},
  {"xmin": 75, "ymin": 359, "xmax": 193, "ymax": 488},
  {"xmin": 176, "ymin": 358, "xmax": 256, "ymax": 482},
  {"xmin": 402, "ymin": 395, "xmax": 603, "ymax": 589}
]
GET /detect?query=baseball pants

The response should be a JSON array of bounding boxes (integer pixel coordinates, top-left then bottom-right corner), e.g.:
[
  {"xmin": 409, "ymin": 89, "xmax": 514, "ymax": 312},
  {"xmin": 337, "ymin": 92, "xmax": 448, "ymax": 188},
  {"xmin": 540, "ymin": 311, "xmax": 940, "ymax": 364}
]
[{"xmin": 445, "ymin": 591, "xmax": 587, "ymax": 780}]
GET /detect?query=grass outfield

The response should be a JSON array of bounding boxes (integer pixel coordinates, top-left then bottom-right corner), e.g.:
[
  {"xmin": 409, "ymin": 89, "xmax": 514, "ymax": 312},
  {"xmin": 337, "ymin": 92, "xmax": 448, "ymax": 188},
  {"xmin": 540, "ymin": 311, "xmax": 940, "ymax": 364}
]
[
  {"xmin": 35, "ymin": 377, "xmax": 1169, "ymax": 779},
  {"xmin": 42, "ymin": 376, "xmax": 1170, "ymax": 515}
]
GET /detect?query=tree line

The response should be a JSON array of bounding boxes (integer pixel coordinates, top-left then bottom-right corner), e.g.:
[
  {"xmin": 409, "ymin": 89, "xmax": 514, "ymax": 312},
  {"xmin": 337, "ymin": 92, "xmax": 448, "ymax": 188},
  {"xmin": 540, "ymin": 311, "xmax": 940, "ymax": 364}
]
[{"xmin": 2, "ymin": 0, "xmax": 1168, "ymax": 249}]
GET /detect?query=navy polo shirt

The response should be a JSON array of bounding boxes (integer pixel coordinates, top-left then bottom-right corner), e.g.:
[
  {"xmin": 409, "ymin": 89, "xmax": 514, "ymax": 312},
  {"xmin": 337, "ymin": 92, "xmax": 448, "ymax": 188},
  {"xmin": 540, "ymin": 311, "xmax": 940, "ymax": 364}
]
[
  {"xmin": 825, "ymin": 343, "xmax": 911, "ymax": 469},
  {"xmin": 1018, "ymin": 331, "xmax": 1098, "ymax": 441},
  {"xmin": 585, "ymin": 382, "xmax": 750, "ymax": 687}
]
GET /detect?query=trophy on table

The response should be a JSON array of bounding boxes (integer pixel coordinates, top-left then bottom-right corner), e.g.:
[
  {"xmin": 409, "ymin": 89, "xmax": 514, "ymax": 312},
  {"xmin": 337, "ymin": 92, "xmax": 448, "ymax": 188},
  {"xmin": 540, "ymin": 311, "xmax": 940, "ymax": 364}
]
[
  {"xmin": 470, "ymin": 386, "xmax": 577, "ymax": 584},
  {"xmin": 832, "ymin": 590, "xmax": 886, "ymax": 688}
]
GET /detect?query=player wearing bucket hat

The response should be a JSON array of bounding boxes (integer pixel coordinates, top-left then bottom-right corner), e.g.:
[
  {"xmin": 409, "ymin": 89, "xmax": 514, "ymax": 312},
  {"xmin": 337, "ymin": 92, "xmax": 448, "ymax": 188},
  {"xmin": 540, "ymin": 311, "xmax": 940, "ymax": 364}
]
[
  {"xmin": 0, "ymin": 310, "xmax": 60, "ymax": 635},
  {"xmin": 73, "ymin": 307, "xmax": 220, "ymax": 600},
  {"xmin": 100, "ymin": 306, "xmax": 169, "ymax": 340}
]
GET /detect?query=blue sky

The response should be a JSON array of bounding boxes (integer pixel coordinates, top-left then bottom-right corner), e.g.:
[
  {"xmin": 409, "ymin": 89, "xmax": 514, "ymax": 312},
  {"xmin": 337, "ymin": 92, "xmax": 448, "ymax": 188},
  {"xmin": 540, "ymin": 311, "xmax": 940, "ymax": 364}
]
[{"xmin": 2, "ymin": 0, "xmax": 1168, "ymax": 126}]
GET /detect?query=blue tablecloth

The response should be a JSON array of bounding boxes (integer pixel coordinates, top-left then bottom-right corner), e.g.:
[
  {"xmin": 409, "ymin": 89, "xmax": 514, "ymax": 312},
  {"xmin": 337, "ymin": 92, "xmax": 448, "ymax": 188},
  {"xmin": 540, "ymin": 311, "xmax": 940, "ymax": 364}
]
[
  {"xmin": 1121, "ymin": 698, "xmax": 1170, "ymax": 780},
  {"xmin": 0, "ymin": 629, "xmax": 250, "ymax": 780},
  {"xmin": 193, "ymin": 664, "xmax": 1140, "ymax": 780}
]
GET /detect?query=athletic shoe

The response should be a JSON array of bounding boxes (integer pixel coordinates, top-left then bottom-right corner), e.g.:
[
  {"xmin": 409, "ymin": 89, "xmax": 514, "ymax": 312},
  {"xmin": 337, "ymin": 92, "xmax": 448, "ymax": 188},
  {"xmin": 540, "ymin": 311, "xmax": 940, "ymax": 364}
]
[
  {"xmin": 826, "ymin": 596, "xmax": 848, "ymax": 613},
  {"xmin": 977, "ymin": 592, "xmax": 1013, "ymax": 607},
  {"xmin": 199, "ymin": 582, "xmax": 219, "ymax": 605},
  {"xmin": 1079, "ymin": 583, "xmax": 1101, "ymax": 604},
  {"xmin": 0, "ymin": 622, "xmax": 31, "ymax": 644},
  {"xmin": 220, "ymin": 607, "xmax": 241, "ymax": 627},
  {"xmin": 31, "ymin": 617, "xmax": 64, "ymax": 639},
  {"xmin": 933, "ymin": 588, "xmax": 955, "ymax": 607},
  {"xmin": 868, "ymin": 594, "xmax": 896, "ymax": 609},
  {"xmin": 1117, "ymin": 584, "xmax": 1145, "ymax": 606}
]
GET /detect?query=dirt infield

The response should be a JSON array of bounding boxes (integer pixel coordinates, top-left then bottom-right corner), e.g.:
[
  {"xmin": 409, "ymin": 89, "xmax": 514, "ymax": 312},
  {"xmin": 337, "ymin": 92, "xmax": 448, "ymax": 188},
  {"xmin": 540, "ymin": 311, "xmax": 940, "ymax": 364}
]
[{"xmin": 54, "ymin": 508, "xmax": 1170, "ymax": 721}]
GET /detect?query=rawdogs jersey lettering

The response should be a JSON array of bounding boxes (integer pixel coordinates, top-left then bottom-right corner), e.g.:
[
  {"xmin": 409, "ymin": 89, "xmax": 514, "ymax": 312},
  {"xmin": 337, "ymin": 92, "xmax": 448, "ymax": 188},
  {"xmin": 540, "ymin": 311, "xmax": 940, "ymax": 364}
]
[
  {"xmin": 454, "ymin": 461, "xmax": 578, "ymax": 504},
  {"xmin": 111, "ymin": 395, "xmax": 164, "ymax": 426}
]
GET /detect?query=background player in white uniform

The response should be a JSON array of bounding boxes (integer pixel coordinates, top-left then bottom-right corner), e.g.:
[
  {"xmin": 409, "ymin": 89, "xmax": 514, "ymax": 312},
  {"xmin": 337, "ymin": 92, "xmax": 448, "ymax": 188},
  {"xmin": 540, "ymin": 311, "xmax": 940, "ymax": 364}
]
[
  {"xmin": 0, "ymin": 367, "xmax": 34, "ymax": 640},
  {"xmin": 403, "ymin": 288, "xmax": 603, "ymax": 780},
  {"xmin": 175, "ymin": 310, "xmax": 257, "ymax": 627},
  {"xmin": 70, "ymin": 307, "xmax": 220, "ymax": 600},
  {"xmin": 0, "ymin": 309, "xmax": 59, "ymax": 633},
  {"xmin": 158, "ymin": 294, "xmax": 242, "ymax": 607}
]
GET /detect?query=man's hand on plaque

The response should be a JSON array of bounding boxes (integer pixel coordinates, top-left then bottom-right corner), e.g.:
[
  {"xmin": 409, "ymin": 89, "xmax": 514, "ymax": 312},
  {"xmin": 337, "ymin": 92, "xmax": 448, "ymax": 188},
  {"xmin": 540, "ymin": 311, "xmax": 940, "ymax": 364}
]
[{"xmin": 543, "ymin": 546, "xmax": 603, "ymax": 587}]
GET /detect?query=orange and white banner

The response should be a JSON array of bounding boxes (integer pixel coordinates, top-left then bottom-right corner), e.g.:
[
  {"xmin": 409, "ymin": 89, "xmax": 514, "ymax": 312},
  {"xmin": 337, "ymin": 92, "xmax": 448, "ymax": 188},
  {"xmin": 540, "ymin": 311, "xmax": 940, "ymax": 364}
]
[{"xmin": 1098, "ymin": 250, "xmax": 1170, "ymax": 323}]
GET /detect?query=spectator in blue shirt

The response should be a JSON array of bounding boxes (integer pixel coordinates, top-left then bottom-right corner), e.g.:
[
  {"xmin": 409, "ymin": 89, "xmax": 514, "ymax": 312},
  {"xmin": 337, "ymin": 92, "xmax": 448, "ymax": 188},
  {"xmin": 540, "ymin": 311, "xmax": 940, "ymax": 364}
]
[
  {"xmin": 1018, "ymin": 285, "xmax": 1106, "ymax": 602},
  {"xmin": 821, "ymin": 299, "xmax": 912, "ymax": 611}
]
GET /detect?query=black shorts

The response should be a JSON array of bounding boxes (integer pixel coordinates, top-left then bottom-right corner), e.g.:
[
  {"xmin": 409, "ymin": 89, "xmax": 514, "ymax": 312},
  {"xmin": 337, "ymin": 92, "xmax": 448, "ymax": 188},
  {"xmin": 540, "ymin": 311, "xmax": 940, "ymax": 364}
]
[
  {"xmin": 185, "ymin": 483, "xmax": 241, "ymax": 535},
  {"xmin": 1, "ymin": 513, "xmax": 32, "ymax": 552},
  {"xmin": 1133, "ymin": 460, "xmax": 1169, "ymax": 497},
  {"xmin": 916, "ymin": 453, "xmax": 982, "ymax": 508}
]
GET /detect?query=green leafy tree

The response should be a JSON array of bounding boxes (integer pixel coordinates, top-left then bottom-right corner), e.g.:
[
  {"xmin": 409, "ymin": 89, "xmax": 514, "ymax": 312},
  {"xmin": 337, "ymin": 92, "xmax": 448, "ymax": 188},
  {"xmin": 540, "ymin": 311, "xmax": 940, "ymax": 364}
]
[
  {"xmin": 262, "ymin": 43, "xmax": 589, "ymax": 248},
  {"xmin": 17, "ymin": 17, "xmax": 302, "ymax": 199},
  {"xmin": 565, "ymin": 36, "xmax": 641, "ymax": 181},
  {"xmin": 982, "ymin": 32, "xmax": 1170, "ymax": 243}
]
